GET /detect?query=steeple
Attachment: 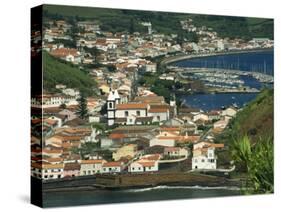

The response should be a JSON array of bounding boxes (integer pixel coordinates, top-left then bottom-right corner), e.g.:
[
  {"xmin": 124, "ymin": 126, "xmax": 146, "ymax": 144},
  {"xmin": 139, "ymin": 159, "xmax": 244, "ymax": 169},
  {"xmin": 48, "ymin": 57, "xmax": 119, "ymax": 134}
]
[{"xmin": 107, "ymin": 89, "xmax": 120, "ymax": 126}]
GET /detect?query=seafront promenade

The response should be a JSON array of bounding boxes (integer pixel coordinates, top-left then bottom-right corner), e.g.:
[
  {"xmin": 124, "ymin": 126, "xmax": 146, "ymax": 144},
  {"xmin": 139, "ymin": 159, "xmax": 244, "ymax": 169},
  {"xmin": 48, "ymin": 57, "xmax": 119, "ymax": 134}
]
[{"xmin": 161, "ymin": 48, "xmax": 273, "ymax": 65}]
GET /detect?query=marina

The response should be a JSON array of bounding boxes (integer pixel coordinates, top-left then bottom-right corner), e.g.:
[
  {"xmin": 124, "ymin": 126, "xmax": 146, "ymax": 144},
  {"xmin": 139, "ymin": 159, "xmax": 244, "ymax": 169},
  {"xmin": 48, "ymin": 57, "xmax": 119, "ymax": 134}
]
[{"xmin": 170, "ymin": 50, "xmax": 273, "ymax": 110}]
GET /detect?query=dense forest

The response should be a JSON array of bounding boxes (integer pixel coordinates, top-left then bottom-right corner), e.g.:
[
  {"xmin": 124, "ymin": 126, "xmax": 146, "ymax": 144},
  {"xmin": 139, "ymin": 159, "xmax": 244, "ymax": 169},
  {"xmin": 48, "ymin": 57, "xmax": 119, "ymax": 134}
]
[{"xmin": 43, "ymin": 4, "xmax": 273, "ymax": 40}]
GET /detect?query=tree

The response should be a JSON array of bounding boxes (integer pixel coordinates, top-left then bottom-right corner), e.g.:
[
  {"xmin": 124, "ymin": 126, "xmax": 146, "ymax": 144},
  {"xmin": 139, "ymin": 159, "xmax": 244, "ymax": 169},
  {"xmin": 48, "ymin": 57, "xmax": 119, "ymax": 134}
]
[
  {"xmin": 129, "ymin": 19, "xmax": 135, "ymax": 34},
  {"xmin": 76, "ymin": 93, "xmax": 88, "ymax": 120}
]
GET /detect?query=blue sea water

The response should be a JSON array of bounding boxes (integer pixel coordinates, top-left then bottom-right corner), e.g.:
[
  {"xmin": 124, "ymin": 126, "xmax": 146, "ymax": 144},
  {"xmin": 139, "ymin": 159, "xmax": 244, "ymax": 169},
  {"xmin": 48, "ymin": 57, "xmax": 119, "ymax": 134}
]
[
  {"xmin": 43, "ymin": 185, "xmax": 241, "ymax": 207},
  {"xmin": 177, "ymin": 50, "xmax": 273, "ymax": 111},
  {"xmin": 175, "ymin": 50, "xmax": 274, "ymax": 75}
]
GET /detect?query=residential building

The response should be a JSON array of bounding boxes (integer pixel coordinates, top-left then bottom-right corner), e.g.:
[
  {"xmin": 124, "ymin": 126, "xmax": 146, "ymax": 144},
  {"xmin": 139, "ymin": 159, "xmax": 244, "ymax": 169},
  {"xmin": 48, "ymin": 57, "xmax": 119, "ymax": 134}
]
[
  {"xmin": 101, "ymin": 161, "xmax": 123, "ymax": 173},
  {"xmin": 128, "ymin": 154, "xmax": 161, "ymax": 173},
  {"xmin": 222, "ymin": 107, "xmax": 237, "ymax": 117},
  {"xmin": 63, "ymin": 163, "xmax": 81, "ymax": 178},
  {"xmin": 149, "ymin": 126, "xmax": 195, "ymax": 147},
  {"xmin": 193, "ymin": 113, "xmax": 209, "ymax": 122},
  {"xmin": 163, "ymin": 147, "xmax": 188, "ymax": 158},
  {"xmin": 192, "ymin": 147, "xmax": 216, "ymax": 170},
  {"xmin": 80, "ymin": 159, "xmax": 107, "ymax": 175},
  {"xmin": 145, "ymin": 62, "xmax": 157, "ymax": 73},
  {"xmin": 50, "ymin": 48, "xmax": 82, "ymax": 64},
  {"xmin": 192, "ymin": 141, "xmax": 224, "ymax": 170},
  {"xmin": 31, "ymin": 162, "xmax": 64, "ymax": 180},
  {"xmin": 107, "ymin": 90, "xmax": 170, "ymax": 126},
  {"xmin": 31, "ymin": 94, "xmax": 78, "ymax": 108}
]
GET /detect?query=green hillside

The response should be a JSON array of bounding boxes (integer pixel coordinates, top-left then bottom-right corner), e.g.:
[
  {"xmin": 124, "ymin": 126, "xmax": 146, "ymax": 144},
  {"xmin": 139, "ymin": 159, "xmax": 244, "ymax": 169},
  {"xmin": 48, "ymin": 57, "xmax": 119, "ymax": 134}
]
[
  {"xmin": 228, "ymin": 89, "xmax": 274, "ymax": 194},
  {"xmin": 43, "ymin": 52, "xmax": 97, "ymax": 96},
  {"xmin": 43, "ymin": 4, "xmax": 273, "ymax": 40},
  {"xmin": 216, "ymin": 88, "xmax": 273, "ymax": 168},
  {"xmin": 229, "ymin": 88, "xmax": 273, "ymax": 142},
  {"xmin": 213, "ymin": 89, "xmax": 274, "ymax": 194}
]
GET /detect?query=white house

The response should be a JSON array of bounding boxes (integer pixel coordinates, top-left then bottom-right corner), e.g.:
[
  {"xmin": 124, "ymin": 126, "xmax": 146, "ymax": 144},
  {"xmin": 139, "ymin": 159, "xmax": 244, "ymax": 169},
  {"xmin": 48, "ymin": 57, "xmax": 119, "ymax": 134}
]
[
  {"xmin": 192, "ymin": 141, "xmax": 224, "ymax": 170},
  {"xmin": 129, "ymin": 160, "xmax": 158, "ymax": 173},
  {"xmin": 222, "ymin": 107, "xmax": 237, "ymax": 117},
  {"xmin": 164, "ymin": 147, "xmax": 188, "ymax": 158},
  {"xmin": 193, "ymin": 113, "xmax": 209, "ymax": 122},
  {"xmin": 101, "ymin": 162, "xmax": 123, "ymax": 173},
  {"xmin": 149, "ymin": 137, "xmax": 175, "ymax": 147},
  {"xmin": 192, "ymin": 147, "xmax": 216, "ymax": 170},
  {"xmin": 31, "ymin": 163, "xmax": 64, "ymax": 180},
  {"xmin": 149, "ymin": 127, "xmax": 190, "ymax": 147},
  {"xmin": 31, "ymin": 94, "xmax": 78, "ymax": 108},
  {"xmin": 148, "ymin": 105, "xmax": 170, "ymax": 123},
  {"xmin": 145, "ymin": 63, "xmax": 157, "ymax": 73},
  {"xmin": 128, "ymin": 154, "xmax": 160, "ymax": 173},
  {"xmin": 80, "ymin": 159, "xmax": 107, "ymax": 175}
]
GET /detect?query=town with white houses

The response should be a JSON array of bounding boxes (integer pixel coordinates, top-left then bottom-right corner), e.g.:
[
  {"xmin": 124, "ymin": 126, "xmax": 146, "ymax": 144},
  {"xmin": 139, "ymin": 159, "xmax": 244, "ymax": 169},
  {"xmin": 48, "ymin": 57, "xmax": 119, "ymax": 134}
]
[{"xmin": 31, "ymin": 14, "xmax": 271, "ymax": 181}]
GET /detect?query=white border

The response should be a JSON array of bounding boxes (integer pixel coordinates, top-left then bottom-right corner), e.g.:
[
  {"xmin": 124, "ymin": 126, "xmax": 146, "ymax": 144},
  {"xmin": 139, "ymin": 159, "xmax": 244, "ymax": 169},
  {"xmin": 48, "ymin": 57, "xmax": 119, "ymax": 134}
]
[{"xmin": 0, "ymin": 0, "xmax": 280, "ymax": 211}]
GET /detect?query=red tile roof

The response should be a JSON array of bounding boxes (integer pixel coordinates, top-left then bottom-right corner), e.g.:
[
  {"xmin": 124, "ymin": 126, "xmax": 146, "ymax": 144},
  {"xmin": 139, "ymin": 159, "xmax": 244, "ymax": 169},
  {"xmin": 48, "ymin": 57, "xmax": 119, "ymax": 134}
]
[
  {"xmin": 116, "ymin": 103, "xmax": 148, "ymax": 110},
  {"xmin": 148, "ymin": 108, "xmax": 168, "ymax": 113},
  {"xmin": 50, "ymin": 48, "xmax": 80, "ymax": 58},
  {"xmin": 103, "ymin": 161, "xmax": 122, "ymax": 167},
  {"xmin": 80, "ymin": 160, "xmax": 105, "ymax": 164},
  {"xmin": 109, "ymin": 133, "xmax": 125, "ymax": 139},
  {"xmin": 138, "ymin": 161, "xmax": 155, "ymax": 167}
]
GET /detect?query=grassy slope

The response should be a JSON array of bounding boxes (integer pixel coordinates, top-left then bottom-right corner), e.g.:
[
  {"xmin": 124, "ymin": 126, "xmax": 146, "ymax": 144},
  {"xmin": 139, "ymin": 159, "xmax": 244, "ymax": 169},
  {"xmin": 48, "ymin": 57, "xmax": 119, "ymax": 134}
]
[
  {"xmin": 230, "ymin": 88, "xmax": 273, "ymax": 142},
  {"xmin": 43, "ymin": 52, "xmax": 97, "ymax": 96},
  {"xmin": 43, "ymin": 4, "xmax": 273, "ymax": 39},
  {"xmin": 216, "ymin": 89, "xmax": 273, "ymax": 167}
]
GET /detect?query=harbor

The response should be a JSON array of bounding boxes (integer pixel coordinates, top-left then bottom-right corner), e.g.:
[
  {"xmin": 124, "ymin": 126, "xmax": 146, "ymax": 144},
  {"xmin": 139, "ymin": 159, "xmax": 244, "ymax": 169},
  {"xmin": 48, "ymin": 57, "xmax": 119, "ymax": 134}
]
[{"xmin": 173, "ymin": 67, "xmax": 272, "ymax": 93}]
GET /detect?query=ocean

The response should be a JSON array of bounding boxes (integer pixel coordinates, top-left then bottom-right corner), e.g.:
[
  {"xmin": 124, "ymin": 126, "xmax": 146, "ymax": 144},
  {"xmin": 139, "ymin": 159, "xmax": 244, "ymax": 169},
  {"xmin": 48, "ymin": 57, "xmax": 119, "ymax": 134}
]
[
  {"xmin": 176, "ymin": 50, "xmax": 273, "ymax": 110},
  {"xmin": 175, "ymin": 50, "xmax": 274, "ymax": 75},
  {"xmin": 43, "ymin": 185, "xmax": 241, "ymax": 207}
]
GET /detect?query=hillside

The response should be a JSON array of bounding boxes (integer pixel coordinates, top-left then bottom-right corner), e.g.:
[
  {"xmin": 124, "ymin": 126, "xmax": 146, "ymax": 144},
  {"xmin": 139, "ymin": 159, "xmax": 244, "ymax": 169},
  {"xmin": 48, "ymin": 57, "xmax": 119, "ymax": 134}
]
[
  {"xmin": 229, "ymin": 88, "xmax": 273, "ymax": 142},
  {"xmin": 227, "ymin": 89, "xmax": 274, "ymax": 193},
  {"xmin": 43, "ymin": 52, "xmax": 97, "ymax": 96},
  {"xmin": 216, "ymin": 88, "xmax": 273, "ymax": 166},
  {"xmin": 43, "ymin": 4, "xmax": 273, "ymax": 40}
]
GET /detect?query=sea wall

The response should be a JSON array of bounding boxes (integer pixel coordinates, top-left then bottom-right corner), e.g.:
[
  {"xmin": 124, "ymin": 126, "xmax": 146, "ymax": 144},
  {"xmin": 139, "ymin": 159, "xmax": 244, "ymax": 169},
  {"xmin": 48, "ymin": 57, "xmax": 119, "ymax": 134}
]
[
  {"xmin": 161, "ymin": 48, "xmax": 273, "ymax": 65},
  {"xmin": 95, "ymin": 172, "xmax": 235, "ymax": 188}
]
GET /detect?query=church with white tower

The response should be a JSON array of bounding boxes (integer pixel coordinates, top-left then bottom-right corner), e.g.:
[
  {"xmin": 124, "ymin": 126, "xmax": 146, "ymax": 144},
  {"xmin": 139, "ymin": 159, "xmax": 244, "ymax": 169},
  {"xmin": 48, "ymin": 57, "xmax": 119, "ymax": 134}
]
[
  {"xmin": 107, "ymin": 89, "xmax": 121, "ymax": 126},
  {"xmin": 107, "ymin": 89, "xmax": 171, "ymax": 126}
]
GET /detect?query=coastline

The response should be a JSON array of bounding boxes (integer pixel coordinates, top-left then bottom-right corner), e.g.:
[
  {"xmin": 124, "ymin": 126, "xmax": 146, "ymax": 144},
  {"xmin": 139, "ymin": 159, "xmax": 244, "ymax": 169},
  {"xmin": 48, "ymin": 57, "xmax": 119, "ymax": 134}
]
[
  {"xmin": 39, "ymin": 172, "xmax": 243, "ymax": 193},
  {"xmin": 161, "ymin": 47, "xmax": 273, "ymax": 65}
]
